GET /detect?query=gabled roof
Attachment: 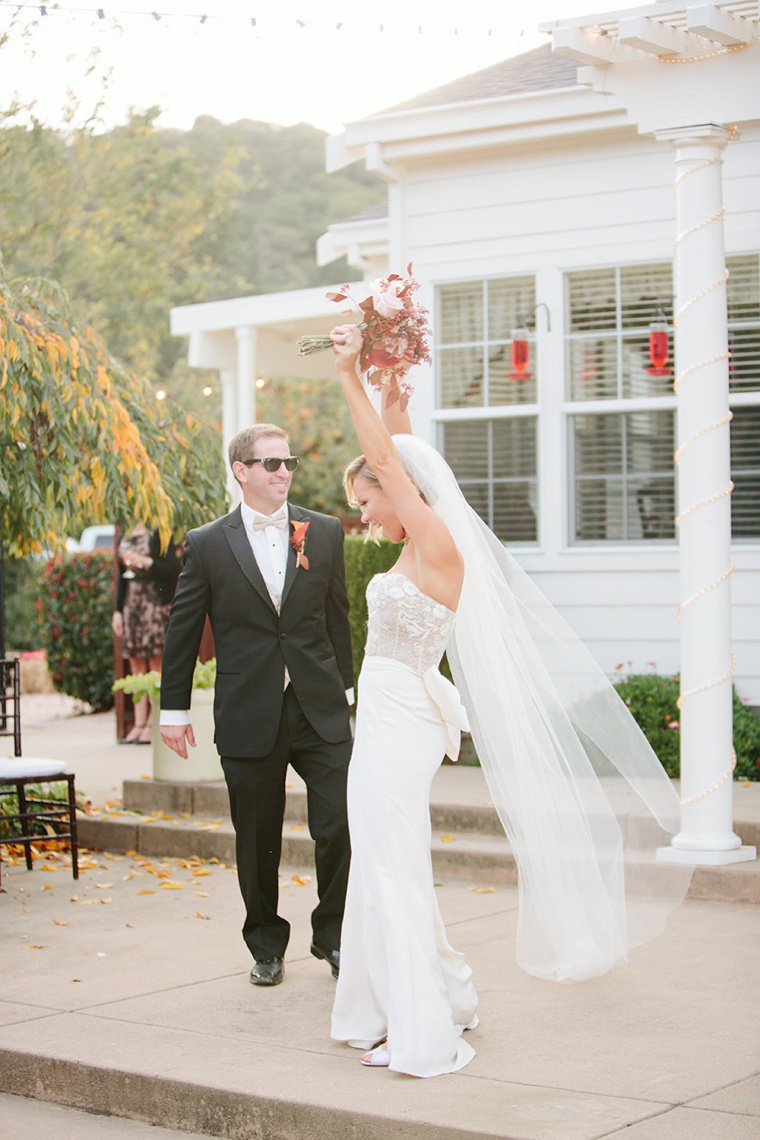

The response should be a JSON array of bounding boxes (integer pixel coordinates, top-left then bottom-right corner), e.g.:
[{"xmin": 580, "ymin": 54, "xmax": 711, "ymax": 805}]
[{"xmin": 381, "ymin": 43, "xmax": 579, "ymax": 115}]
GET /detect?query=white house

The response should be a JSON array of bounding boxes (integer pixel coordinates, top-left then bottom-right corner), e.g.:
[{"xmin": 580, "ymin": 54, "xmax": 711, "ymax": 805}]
[
  {"xmin": 172, "ymin": 4, "xmax": 759, "ymax": 712},
  {"xmin": 172, "ymin": 2, "xmax": 760, "ymax": 861}
]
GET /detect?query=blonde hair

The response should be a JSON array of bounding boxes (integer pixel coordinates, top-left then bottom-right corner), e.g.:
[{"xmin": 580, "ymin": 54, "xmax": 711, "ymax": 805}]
[{"xmin": 343, "ymin": 451, "xmax": 427, "ymax": 543}]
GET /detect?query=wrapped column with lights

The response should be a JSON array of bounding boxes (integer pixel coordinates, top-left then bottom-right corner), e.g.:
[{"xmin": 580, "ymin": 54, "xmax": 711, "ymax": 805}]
[{"xmin": 656, "ymin": 124, "xmax": 754, "ymax": 866}]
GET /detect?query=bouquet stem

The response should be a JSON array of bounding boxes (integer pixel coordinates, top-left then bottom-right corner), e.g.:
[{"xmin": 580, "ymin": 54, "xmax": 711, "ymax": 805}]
[{"xmin": 296, "ymin": 334, "xmax": 334, "ymax": 357}]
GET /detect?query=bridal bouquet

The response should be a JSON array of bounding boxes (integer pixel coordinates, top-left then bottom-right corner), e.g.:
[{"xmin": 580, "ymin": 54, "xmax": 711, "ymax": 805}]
[{"xmin": 297, "ymin": 265, "xmax": 431, "ymax": 410}]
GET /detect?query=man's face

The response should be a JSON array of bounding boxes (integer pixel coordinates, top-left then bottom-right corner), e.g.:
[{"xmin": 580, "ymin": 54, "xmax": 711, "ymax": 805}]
[{"xmin": 235, "ymin": 435, "xmax": 293, "ymax": 514}]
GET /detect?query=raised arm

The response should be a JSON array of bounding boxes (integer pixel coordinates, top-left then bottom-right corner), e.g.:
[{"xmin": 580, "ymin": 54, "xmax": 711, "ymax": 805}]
[{"xmin": 331, "ymin": 324, "xmax": 462, "ymax": 608}]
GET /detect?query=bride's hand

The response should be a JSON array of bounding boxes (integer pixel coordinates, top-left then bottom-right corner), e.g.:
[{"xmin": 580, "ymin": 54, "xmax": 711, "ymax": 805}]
[{"xmin": 330, "ymin": 324, "xmax": 362, "ymax": 373}]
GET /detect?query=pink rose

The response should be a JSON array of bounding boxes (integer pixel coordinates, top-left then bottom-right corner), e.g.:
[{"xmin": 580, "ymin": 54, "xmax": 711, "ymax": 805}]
[{"xmin": 371, "ymin": 279, "xmax": 405, "ymax": 319}]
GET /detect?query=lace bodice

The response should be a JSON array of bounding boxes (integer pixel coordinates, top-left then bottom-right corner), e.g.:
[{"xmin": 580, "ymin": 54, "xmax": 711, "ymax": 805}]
[{"xmin": 364, "ymin": 573, "xmax": 455, "ymax": 676}]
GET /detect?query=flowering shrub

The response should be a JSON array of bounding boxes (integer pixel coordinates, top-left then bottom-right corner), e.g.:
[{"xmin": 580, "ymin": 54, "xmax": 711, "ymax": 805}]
[
  {"xmin": 38, "ymin": 550, "xmax": 115, "ymax": 710},
  {"xmin": 613, "ymin": 666, "xmax": 760, "ymax": 782}
]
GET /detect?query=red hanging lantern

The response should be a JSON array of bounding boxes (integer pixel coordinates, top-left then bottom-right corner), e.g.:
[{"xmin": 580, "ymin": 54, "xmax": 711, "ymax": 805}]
[
  {"xmin": 510, "ymin": 326, "xmax": 531, "ymax": 380},
  {"xmin": 647, "ymin": 320, "xmax": 671, "ymax": 376}
]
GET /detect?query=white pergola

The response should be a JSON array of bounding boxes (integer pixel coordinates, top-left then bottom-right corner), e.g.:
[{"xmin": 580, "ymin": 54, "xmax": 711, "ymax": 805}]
[{"xmin": 542, "ymin": 0, "xmax": 759, "ymax": 865}]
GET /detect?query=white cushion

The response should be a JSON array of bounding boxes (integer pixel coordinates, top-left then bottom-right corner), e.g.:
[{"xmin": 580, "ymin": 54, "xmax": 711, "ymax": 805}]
[{"xmin": 0, "ymin": 758, "xmax": 69, "ymax": 779}]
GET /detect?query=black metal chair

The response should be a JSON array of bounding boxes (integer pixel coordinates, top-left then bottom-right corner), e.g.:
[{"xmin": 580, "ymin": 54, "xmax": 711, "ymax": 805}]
[{"xmin": 0, "ymin": 657, "xmax": 79, "ymax": 886}]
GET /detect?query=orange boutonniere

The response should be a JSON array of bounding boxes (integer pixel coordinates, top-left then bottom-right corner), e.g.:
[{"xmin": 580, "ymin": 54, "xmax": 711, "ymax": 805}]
[{"xmin": 290, "ymin": 520, "xmax": 310, "ymax": 570}]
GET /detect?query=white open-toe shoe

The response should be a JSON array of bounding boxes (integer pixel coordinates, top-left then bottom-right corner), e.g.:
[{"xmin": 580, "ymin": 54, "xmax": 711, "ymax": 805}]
[{"xmin": 360, "ymin": 1043, "xmax": 390, "ymax": 1067}]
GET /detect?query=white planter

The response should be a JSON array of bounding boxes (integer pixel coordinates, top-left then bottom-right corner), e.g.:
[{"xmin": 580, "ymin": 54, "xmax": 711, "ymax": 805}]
[{"xmin": 151, "ymin": 688, "xmax": 224, "ymax": 782}]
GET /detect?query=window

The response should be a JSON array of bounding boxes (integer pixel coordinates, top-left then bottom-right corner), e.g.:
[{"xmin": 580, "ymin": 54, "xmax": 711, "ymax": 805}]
[
  {"xmin": 437, "ymin": 277, "xmax": 537, "ymax": 408},
  {"xmin": 566, "ymin": 257, "xmax": 760, "ymax": 544},
  {"xmin": 435, "ymin": 277, "xmax": 538, "ymax": 543},
  {"xmin": 442, "ymin": 419, "xmax": 537, "ymax": 542}
]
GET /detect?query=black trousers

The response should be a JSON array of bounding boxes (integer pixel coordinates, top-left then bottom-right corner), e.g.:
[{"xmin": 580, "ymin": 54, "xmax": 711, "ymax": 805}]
[{"xmin": 221, "ymin": 685, "xmax": 352, "ymax": 962}]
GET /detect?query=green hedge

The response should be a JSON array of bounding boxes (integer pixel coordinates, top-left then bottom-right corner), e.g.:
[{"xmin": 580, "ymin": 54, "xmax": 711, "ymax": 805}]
[
  {"xmin": 613, "ymin": 671, "xmax": 760, "ymax": 782},
  {"xmin": 3, "ymin": 555, "xmax": 44, "ymax": 651},
  {"xmin": 38, "ymin": 550, "xmax": 115, "ymax": 711},
  {"xmin": 343, "ymin": 534, "xmax": 398, "ymax": 680}
]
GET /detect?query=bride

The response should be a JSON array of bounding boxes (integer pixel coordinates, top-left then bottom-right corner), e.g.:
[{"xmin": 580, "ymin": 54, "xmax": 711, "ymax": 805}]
[{"xmin": 328, "ymin": 323, "xmax": 692, "ymax": 1078}]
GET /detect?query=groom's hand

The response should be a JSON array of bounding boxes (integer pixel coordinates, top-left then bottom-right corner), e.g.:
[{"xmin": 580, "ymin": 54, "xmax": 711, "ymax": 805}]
[{"xmin": 159, "ymin": 723, "xmax": 196, "ymax": 759}]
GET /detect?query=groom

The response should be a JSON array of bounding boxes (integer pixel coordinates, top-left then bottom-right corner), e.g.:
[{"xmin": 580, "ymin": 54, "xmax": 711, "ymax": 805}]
[{"xmin": 159, "ymin": 424, "xmax": 354, "ymax": 987}]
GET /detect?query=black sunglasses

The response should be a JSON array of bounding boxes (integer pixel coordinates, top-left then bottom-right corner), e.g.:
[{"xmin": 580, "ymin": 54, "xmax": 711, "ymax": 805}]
[{"xmin": 241, "ymin": 456, "xmax": 300, "ymax": 472}]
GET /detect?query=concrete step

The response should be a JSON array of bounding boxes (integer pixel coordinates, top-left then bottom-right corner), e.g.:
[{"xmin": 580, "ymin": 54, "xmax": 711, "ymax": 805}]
[
  {"xmin": 78, "ymin": 802, "xmax": 760, "ymax": 904},
  {"xmin": 78, "ymin": 811, "xmax": 519, "ymax": 886},
  {"xmin": 121, "ymin": 778, "xmax": 508, "ymax": 837}
]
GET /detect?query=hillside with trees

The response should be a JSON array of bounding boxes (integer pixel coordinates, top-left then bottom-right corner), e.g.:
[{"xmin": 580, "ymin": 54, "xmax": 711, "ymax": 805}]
[{"xmin": 0, "ymin": 112, "xmax": 382, "ymax": 390}]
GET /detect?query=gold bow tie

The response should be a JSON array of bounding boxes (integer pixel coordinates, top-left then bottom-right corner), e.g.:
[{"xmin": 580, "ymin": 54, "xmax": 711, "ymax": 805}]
[{"xmin": 252, "ymin": 510, "xmax": 288, "ymax": 532}]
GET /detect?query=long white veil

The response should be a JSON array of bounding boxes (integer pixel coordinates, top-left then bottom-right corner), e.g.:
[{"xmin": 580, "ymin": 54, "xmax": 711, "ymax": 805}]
[{"xmin": 394, "ymin": 434, "xmax": 693, "ymax": 984}]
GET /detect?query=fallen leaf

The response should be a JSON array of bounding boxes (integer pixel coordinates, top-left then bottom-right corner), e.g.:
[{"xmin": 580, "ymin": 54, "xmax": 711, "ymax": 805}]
[
  {"xmin": 191, "ymin": 869, "xmax": 212, "ymax": 877},
  {"xmin": 140, "ymin": 774, "xmax": 151, "ymax": 780},
  {"xmin": 194, "ymin": 912, "xmax": 211, "ymax": 920},
  {"xmin": 24, "ymin": 944, "xmax": 44, "ymax": 950},
  {"xmin": 93, "ymin": 882, "xmax": 113, "ymax": 889},
  {"xmin": 99, "ymin": 897, "xmax": 112, "ymax": 904},
  {"xmin": 470, "ymin": 886, "xmax": 498, "ymax": 894},
  {"xmin": 52, "ymin": 919, "xmax": 70, "ymax": 926},
  {"xmin": 137, "ymin": 890, "xmax": 156, "ymax": 896},
  {"xmin": 22, "ymin": 906, "xmax": 31, "ymax": 913},
  {"xmin": 440, "ymin": 835, "xmax": 453, "ymax": 843},
  {"xmin": 69, "ymin": 895, "xmax": 78, "ymax": 902},
  {"xmin": 160, "ymin": 881, "xmax": 184, "ymax": 890},
  {"xmin": 288, "ymin": 824, "xmax": 306, "ymax": 831},
  {"xmin": 41, "ymin": 883, "xmax": 54, "ymax": 891},
  {"xmin": 122, "ymin": 873, "xmax": 136, "ymax": 881},
  {"xmin": 195, "ymin": 891, "xmax": 210, "ymax": 898},
  {"xmin": 40, "ymin": 864, "xmax": 59, "ymax": 872},
  {"xmin": 292, "ymin": 874, "xmax": 311, "ymax": 886}
]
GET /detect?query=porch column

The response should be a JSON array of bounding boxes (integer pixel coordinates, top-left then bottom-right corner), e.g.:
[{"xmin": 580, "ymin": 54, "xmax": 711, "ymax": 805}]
[
  {"xmin": 235, "ymin": 325, "xmax": 257, "ymax": 431},
  {"xmin": 220, "ymin": 367, "xmax": 239, "ymax": 507},
  {"xmin": 656, "ymin": 124, "xmax": 754, "ymax": 866}
]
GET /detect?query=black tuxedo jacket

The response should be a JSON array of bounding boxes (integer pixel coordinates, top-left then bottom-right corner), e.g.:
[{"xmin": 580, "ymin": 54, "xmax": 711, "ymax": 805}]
[{"xmin": 160, "ymin": 504, "xmax": 354, "ymax": 758}]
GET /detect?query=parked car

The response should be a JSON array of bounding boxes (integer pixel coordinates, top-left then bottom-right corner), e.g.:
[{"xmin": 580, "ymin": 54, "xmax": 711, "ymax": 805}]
[{"xmin": 77, "ymin": 525, "xmax": 116, "ymax": 551}]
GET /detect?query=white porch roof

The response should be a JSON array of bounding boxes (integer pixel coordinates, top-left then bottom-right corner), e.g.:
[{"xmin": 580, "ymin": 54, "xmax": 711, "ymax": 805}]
[{"xmin": 170, "ymin": 283, "xmax": 364, "ymax": 380}]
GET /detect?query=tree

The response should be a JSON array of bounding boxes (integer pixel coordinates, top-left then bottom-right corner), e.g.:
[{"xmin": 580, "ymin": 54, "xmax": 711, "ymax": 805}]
[{"xmin": 0, "ymin": 267, "xmax": 226, "ymax": 651}]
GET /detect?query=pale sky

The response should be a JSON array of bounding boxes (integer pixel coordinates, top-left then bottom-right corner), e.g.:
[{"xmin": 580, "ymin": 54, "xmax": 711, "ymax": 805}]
[{"xmin": 0, "ymin": 0, "xmax": 641, "ymax": 135}]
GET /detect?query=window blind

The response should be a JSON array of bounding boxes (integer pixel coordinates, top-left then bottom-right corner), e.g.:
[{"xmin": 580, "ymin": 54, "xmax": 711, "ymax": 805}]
[{"xmin": 442, "ymin": 418, "xmax": 538, "ymax": 543}]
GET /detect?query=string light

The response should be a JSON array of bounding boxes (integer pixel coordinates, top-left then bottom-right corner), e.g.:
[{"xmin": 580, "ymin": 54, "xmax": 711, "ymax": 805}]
[
  {"xmin": 679, "ymin": 748, "xmax": 737, "ymax": 806},
  {"xmin": 674, "ymin": 482, "xmax": 733, "ymax": 528},
  {"xmin": 677, "ymin": 651, "xmax": 736, "ymax": 710},
  {"xmin": 674, "ymin": 410, "xmax": 733, "ymax": 465},
  {"xmin": 0, "ymin": 3, "xmax": 516, "ymax": 37},
  {"xmin": 674, "ymin": 205, "xmax": 726, "ymax": 250},
  {"xmin": 657, "ymin": 41, "xmax": 755, "ymax": 65},
  {"xmin": 673, "ymin": 351, "xmax": 730, "ymax": 395},
  {"xmin": 677, "ymin": 562, "xmax": 734, "ymax": 622},
  {"xmin": 673, "ymin": 268, "xmax": 729, "ymax": 326}
]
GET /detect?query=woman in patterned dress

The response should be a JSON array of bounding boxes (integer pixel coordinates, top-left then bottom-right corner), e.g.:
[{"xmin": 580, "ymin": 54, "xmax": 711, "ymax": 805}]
[{"xmin": 113, "ymin": 522, "xmax": 181, "ymax": 743}]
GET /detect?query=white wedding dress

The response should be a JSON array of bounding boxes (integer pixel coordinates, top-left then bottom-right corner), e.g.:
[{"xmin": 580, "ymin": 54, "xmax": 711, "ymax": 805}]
[{"xmin": 331, "ymin": 571, "xmax": 478, "ymax": 1078}]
